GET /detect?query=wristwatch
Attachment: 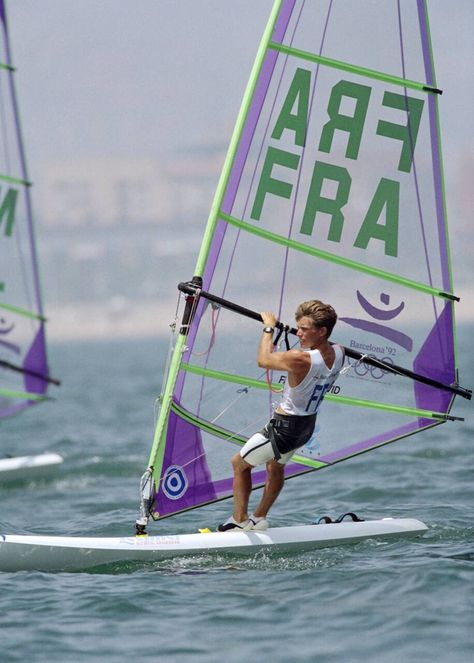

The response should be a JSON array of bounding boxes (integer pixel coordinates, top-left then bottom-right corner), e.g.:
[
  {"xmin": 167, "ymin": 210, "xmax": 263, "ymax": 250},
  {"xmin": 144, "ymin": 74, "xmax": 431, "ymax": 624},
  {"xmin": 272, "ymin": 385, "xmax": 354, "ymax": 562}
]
[{"xmin": 263, "ymin": 326, "xmax": 274, "ymax": 334}]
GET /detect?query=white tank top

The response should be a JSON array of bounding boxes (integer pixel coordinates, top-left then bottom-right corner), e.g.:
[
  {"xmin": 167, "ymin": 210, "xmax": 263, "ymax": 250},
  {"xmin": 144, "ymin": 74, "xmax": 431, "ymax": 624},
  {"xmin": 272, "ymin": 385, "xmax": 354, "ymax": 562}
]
[{"xmin": 279, "ymin": 345, "xmax": 345, "ymax": 416}]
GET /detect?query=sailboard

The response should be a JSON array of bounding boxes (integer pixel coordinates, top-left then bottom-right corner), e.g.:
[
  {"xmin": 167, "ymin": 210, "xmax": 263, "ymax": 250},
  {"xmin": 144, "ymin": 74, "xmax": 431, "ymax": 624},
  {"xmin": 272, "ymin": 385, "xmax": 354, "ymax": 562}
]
[
  {"xmin": 0, "ymin": 0, "xmax": 62, "ymax": 482},
  {"xmin": 0, "ymin": 519, "xmax": 427, "ymax": 572},
  {"xmin": 0, "ymin": 0, "xmax": 471, "ymax": 572}
]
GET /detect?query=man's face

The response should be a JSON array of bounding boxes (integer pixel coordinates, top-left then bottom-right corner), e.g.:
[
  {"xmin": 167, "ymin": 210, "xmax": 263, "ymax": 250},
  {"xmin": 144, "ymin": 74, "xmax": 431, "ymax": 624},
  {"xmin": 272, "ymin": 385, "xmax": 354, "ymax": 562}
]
[{"xmin": 296, "ymin": 316, "xmax": 325, "ymax": 349}]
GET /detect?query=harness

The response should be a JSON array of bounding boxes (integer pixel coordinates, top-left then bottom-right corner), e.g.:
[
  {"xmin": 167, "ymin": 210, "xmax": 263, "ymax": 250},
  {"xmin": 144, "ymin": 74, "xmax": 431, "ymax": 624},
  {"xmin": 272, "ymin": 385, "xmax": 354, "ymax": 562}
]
[{"xmin": 266, "ymin": 412, "xmax": 316, "ymax": 460}]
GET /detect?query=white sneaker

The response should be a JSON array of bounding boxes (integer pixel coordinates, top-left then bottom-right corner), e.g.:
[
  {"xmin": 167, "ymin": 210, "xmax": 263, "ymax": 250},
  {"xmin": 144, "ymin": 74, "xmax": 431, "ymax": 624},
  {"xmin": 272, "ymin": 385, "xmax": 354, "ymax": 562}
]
[
  {"xmin": 217, "ymin": 516, "xmax": 251, "ymax": 532},
  {"xmin": 244, "ymin": 515, "xmax": 269, "ymax": 531}
]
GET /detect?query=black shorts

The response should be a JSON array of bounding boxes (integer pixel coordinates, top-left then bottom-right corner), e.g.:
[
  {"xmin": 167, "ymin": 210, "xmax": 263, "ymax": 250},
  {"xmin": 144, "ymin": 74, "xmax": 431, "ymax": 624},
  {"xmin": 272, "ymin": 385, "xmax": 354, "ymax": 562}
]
[{"xmin": 262, "ymin": 412, "xmax": 316, "ymax": 460}]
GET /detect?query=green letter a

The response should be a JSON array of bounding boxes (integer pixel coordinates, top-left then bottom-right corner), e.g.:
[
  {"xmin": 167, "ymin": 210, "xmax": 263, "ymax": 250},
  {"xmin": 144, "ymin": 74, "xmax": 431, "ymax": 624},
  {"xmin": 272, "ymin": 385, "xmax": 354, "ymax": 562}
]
[
  {"xmin": 271, "ymin": 67, "xmax": 311, "ymax": 147},
  {"xmin": 354, "ymin": 178, "xmax": 399, "ymax": 257}
]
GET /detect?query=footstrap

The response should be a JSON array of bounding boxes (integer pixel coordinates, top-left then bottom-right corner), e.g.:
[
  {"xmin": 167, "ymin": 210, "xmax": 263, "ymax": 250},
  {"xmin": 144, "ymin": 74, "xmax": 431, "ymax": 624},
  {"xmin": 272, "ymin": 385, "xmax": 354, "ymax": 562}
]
[
  {"xmin": 316, "ymin": 515, "xmax": 333, "ymax": 524},
  {"xmin": 335, "ymin": 512, "xmax": 365, "ymax": 523},
  {"xmin": 314, "ymin": 512, "xmax": 365, "ymax": 525}
]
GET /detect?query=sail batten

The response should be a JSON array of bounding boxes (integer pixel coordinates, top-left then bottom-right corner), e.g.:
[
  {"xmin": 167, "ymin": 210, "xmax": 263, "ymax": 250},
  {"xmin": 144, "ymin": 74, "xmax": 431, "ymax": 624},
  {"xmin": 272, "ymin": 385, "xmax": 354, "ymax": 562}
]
[
  {"xmin": 0, "ymin": 173, "xmax": 31, "ymax": 186},
  {"xmin": 0, "ymin": 387, "xmax": 47, "ymax": 402},
  {"xmin": 181, "ymin": 362, "xmax": 459, "ymax": 421},
  {"xmin": 0, "ymin": 301, "xmax": 47, "ymax": 321},
  {"xmin": 140, "ymin": 0, "xmax": 466, "ymax": 527},
  {"xmin": 181, "ymin": 362, "xmax": 283, "ymax": 392},
  {"xmin": 268, "ymin": 41, "xmax": 442, "ymax": 94},
  {"xmin": 220, "ymin": 212, "xmax": 456, "ymax": 300}
]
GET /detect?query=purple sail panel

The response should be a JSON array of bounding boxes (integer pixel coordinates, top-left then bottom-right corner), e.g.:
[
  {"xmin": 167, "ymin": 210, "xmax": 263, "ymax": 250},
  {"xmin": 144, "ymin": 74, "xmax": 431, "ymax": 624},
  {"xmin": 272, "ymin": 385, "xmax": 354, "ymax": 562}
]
[
  {"xmin": 413, "ymin": 302, "xmax": 455, "ymax": 414},
  {"xmin": 312, "ymin": 420, "xmax": 429, "ymax": 465},
  {"xmin": 0, "ymin": 402, "xmax": 34, "ymax": 419},
  {"xmin": 281, "ymin": 416, "xmax": 442, "ymax": 476},
  {"xmin": 153, "ymin": 407, "xmax": 217, "ymax": 518},
  {"xmin": 23, "ymin": 325, "xmax": 48, "ymax": 396}
]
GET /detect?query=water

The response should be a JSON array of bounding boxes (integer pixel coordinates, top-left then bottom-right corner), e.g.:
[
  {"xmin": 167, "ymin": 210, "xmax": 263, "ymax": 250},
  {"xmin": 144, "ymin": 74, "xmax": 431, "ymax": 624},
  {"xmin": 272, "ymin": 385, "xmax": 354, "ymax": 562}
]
[{"xmin": 1, "ymin": 328, "xmax": 473, "ymax": 662}]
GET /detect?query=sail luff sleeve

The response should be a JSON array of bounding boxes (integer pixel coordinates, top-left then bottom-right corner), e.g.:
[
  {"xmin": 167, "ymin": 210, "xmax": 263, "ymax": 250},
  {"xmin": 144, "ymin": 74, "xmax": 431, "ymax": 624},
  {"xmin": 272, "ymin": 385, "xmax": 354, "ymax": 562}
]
[{"xmin": 193, "ymin": 0, "xmax": 286, "ymax": 278}]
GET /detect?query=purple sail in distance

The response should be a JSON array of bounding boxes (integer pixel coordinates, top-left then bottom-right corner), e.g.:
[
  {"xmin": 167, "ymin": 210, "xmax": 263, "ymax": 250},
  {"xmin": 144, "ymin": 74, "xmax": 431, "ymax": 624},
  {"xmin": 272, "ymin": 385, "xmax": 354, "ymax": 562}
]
[{"xmin": 0, "ymin": 1, "xmax": 51, "ymax": 419}]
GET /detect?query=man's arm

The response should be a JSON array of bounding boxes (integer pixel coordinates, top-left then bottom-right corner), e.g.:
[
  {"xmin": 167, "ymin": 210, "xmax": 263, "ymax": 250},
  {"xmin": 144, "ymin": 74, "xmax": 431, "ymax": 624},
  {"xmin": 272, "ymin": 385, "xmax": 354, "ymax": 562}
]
[
  {"xmin": 257, "ymin": 333, "xmax": 309, "ymax": 371},
  {"xmin": 257, "ymin": 311, "xmax": 310, "ymax": 375}
]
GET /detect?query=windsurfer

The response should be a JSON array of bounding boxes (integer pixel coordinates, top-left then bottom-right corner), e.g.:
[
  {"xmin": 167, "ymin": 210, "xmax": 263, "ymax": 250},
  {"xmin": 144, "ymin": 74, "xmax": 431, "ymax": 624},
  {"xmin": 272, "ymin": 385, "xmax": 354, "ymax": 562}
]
[{"xmin": 218, "ymin": 300, "xmax": 345, "ymax": 532}]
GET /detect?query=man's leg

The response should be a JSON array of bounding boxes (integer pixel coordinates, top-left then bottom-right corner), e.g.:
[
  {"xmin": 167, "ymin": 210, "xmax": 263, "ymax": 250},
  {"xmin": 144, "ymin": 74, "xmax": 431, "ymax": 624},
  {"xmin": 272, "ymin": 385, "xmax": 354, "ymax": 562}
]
[
  {"xmin": 252, "ymin": 459, "xmax": 285, "ymax": 519},
  {"xmin": 231, "ymin": 452, "xmax": 253, "ymax": 522}
]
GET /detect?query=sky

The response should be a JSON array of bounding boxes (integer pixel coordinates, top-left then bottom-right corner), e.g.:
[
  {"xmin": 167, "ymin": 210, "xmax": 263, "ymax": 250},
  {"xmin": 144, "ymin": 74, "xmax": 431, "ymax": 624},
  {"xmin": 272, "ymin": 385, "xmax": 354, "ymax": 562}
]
[
  {"xmin": 7, "ymin": 1, "xmax": 473, "ymax": 158},
  {"xmin": 8, "ymin": 1, "xmax": 275, "ymax": 162},
  {"xmin": 4, "ymin": 0, "xmax": 474, "ymax": 324}
]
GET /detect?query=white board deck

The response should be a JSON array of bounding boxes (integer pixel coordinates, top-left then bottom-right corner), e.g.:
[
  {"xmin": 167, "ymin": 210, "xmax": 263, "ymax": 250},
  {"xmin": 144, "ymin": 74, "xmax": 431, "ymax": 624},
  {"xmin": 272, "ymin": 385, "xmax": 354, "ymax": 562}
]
[
  {"xmin": 0, "ymin": 453, "xmax": 64, "ymax": 484},
  {"xmin": 0, "ymin": 518, "xmax": 427, "ymax": 572}
]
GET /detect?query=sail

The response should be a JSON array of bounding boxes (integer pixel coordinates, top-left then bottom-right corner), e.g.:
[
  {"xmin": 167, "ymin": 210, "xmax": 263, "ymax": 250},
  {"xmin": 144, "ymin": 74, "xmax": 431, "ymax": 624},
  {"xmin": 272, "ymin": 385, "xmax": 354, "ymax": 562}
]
[
  {"xmin": 142, "ymin": 0, "xmax": 467, "ymax": 524},
  {"xmin": 0, "ymin": 1, "xmax": 51, "ymax": 418}
]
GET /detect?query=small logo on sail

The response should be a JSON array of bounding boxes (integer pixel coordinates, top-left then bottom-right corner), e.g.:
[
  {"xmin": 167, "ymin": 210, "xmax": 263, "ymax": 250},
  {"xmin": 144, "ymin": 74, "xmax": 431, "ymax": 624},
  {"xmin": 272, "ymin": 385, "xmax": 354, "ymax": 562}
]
[
  {"xmin": 162, "ymin": 465, "xmax": 188, "ymax": 500},
  {"xmin": 341, "ymin": 290, "xmax": 413, "ymax": 351}
]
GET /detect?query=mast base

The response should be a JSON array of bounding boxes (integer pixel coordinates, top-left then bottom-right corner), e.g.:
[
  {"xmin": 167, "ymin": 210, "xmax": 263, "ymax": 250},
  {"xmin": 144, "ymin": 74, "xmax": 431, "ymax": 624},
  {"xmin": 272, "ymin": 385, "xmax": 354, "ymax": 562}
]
[{"xmin": 135, "ymin": 521, "xmax": 148, "ymax": 536}]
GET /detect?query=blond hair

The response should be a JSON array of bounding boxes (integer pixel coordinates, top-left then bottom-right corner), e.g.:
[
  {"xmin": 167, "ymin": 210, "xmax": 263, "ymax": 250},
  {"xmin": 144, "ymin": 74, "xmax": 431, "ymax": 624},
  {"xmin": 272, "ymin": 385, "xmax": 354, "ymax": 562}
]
[{"xmin": 295, "ymin": 300, "xmax": 337, "ymax": 338}]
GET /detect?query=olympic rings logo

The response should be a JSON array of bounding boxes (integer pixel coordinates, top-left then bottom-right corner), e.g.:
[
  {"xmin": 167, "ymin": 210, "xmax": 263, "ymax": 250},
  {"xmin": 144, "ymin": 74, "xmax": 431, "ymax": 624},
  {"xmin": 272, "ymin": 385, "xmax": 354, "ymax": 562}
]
[
  {"xmin": 348, "ymin": 355, "xmax": 394, "ymax": 380},
  {"xmin": 162, "ymin": 465, "xmax": 188, "ymax": 500}
]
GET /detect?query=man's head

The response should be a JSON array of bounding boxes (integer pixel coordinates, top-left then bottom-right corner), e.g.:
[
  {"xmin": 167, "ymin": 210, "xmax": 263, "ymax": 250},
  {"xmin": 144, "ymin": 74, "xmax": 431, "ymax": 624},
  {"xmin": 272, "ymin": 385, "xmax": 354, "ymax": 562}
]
[{"xmin": 295, "ymin": 300, "xmax": 337, "ymax": 339}]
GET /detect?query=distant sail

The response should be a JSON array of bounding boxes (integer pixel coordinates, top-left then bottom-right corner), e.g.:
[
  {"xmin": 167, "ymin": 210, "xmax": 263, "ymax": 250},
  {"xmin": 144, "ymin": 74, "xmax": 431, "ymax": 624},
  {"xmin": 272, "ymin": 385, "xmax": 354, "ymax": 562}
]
[
  {"xmin": 0, "ymin": 1, "xmax": 52, "ymax": 418},
  {"xmin": 140, "ymin": 0, "xmax": 466, "ymax": 524}
]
